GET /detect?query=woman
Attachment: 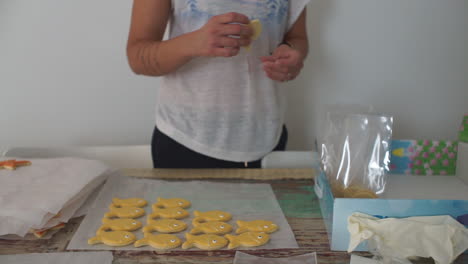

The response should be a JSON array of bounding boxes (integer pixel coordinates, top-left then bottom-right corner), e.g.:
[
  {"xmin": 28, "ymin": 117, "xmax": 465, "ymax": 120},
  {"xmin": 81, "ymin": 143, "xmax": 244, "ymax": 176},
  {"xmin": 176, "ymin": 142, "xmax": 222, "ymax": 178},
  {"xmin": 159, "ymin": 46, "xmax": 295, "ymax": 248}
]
[{"xmin": 127, "ymin": 0, "xmax": 309, "ymax": 168}]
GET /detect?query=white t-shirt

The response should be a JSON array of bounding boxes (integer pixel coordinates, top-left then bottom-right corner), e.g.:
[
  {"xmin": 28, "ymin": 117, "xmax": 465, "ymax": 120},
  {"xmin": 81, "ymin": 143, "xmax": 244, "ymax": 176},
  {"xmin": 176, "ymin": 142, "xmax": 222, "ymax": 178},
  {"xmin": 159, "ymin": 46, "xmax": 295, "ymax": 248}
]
[{"xmin": 156, "ymin": 0, "xmax": 310, "ymax": 162}]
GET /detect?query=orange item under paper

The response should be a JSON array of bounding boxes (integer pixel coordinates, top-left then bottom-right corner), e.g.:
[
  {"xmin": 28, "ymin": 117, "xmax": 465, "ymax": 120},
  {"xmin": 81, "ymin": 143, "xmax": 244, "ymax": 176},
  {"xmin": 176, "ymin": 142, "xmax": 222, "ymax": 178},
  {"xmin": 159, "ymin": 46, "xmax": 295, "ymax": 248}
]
[
  {"xmin": 0, "ymin": 159, "xmax": 31, "ymax": 170},
  {"xmin": 31, "ymin": 223, "xmax": 66, "ymax": 238}
]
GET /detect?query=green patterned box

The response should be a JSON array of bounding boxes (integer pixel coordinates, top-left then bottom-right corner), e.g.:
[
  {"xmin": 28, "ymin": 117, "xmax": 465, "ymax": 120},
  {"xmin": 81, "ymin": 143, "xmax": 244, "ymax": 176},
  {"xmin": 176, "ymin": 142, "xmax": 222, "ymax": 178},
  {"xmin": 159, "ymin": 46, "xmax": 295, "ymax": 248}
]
[
  {"xmin": 460, "ymin": 114, "xmax": 468, "ymax": 143},
  {"xmin": 390, "ymin": 140, "xmax": 457, "ymax": 175}
]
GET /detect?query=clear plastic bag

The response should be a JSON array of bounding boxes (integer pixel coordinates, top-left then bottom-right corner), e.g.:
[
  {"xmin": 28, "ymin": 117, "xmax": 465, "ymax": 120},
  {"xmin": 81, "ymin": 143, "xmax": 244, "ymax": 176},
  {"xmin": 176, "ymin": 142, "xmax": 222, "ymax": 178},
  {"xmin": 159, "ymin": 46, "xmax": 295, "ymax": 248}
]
[{"xmin": 320, "ymin": 111, "xmax": 393, "ymax": 198}]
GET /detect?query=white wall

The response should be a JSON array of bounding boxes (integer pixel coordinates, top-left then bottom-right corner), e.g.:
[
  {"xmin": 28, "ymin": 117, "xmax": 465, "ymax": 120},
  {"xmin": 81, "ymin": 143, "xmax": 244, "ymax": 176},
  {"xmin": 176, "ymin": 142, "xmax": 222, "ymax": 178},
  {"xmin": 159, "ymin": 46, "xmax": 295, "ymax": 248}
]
[
  {"xmin": 0, "ymin": 0, "xmax": 157, "ymax": 148},
  {"xmin": 285, "ymin": 0, "xmax": 468, "ymax": 149},
  {"xmin": 1, "ymin": 0, "xmax": 467, "ymax": 151}
]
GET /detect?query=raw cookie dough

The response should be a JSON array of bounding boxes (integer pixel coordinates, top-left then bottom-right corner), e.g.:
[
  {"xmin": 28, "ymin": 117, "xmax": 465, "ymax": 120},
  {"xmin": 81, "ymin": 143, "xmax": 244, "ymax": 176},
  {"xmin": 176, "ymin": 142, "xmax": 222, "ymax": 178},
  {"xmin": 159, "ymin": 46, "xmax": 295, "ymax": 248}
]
[
  {"xmin": 225, "ymin": 232, "xmax": 270, "ymax": 249},
  {"xmin": 244, "ymin": 19, "xmax": 262, "ymax": 51},
  {"xmin": 192, "ymin": 210, "xmax": 232, "ymax": 224},
  {"xmin": 148, "ymin": 207, "xmax": 189, "ymax": 220},
  {"xmin": 88, "ymin": 227, "xmax": 136, "ymax": 247},
  {"xmin": 134, "ymin": 233, "xmax": 182, "ymax": 250},
  {"xmin": 236, "ymin": 220, "xmax": 278, "ymax": 234},
  {"xmin": 152, "ymin": 197, "xmax": 191, "ymax": 209},
  {"xmin": 143, "ymin": 219, "xmax": 187, "ymax": 233},
  {"xmin": 182, "ymin": 233, "xmax": 228, "ymax": 250},
  {"xmin": 104, "ymin": 205, "xmax": 145, "ymax": 219},
  {"xmin": 190, "ymin": 221, "xmax": 233, "ymax": 235},
  {"xmin": 112, "ymin": 197, "xmax": 147, "ymax": 208},
  {"xmin": 101, "ymin": 218, "xmax": 142, "ymax": 231}
]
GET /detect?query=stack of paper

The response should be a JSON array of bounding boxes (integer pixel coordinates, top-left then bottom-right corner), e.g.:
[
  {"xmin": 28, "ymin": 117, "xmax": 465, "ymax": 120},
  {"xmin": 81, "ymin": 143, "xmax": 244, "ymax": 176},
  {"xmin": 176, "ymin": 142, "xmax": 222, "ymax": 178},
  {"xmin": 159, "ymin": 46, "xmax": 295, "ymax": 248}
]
[{"xmin": 0, "ymin": 158, "xmax": 109, "ymax": 238}]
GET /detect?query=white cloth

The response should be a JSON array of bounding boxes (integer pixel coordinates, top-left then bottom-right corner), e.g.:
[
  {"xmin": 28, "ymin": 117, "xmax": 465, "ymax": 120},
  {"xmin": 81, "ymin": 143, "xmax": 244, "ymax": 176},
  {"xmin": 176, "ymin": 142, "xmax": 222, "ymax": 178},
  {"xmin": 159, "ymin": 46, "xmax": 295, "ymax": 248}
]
[
  {"xmin": 347, "ymin": 212, "xmax": 468, "ymax": 264},
  {"xmin": 157, "ymin": 0, "xmax": 310, "ymax": 162}
]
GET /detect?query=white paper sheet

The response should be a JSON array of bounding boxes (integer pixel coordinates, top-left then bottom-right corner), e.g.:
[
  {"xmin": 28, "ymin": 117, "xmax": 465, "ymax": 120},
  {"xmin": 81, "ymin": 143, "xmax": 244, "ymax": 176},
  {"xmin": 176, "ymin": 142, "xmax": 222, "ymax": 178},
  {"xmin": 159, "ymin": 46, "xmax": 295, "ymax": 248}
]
[
  {"xmin": 350, "ymin": 255, "xmax": 381, "ymax": 264},
  {"xmin": 68, "ymin": 175, "xmax": 299, "ymax": 251},
  {"xmin": 0, "ymin": 252, "xmax": 113, "ymax": 264},
  {"xmin": 0, "ymin": 182, "xmax": 104, "ymax": 240},
  {"xmin": 0, "ymin": 158, "xmax": 109, "ymax": 236},
  {"xmin": 234, "ymin": 251, "xmax": 317, "ymax": 264}
]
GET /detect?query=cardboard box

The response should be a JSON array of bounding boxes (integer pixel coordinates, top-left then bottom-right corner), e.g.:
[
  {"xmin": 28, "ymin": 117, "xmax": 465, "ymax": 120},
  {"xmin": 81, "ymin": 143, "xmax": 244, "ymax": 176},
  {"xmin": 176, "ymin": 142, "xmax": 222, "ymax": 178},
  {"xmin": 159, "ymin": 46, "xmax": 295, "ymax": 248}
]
[{"xmin": 315, "ymin": 168, "xmax": 468, "ymax": 251}]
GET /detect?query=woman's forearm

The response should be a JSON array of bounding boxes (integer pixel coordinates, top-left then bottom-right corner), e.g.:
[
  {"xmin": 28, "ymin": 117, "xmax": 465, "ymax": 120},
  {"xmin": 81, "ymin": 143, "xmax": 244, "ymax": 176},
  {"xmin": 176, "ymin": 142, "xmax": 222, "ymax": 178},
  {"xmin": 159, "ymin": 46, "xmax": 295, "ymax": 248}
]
[
  {"xmin": 127, "ymin": 31, "xmax": 199, "ymax": 77},
  {"xmin": 127, "ymin": 12, "xmax": 252, "ymax": 77},
  {"xmin": 285, "ymin": 36, "xmax": 308, "ymax": 60},
  {"xmin": 284, "ymin": 9, "xmax": 308, "ymax": 60}
]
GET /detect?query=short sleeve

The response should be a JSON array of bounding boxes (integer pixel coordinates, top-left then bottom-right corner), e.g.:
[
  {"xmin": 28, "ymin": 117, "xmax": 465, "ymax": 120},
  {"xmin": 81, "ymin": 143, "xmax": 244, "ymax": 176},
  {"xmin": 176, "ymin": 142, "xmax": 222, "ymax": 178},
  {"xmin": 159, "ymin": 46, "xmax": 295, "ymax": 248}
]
[{"xmin": 288, "ymin": 0, "xmax": 311, "ymax": 31}]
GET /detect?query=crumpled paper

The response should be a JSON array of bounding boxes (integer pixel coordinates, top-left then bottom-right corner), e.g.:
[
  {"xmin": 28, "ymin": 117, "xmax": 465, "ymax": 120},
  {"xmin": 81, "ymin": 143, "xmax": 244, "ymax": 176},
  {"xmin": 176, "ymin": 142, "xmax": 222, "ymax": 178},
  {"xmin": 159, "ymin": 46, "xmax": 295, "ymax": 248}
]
[
  {"xmin": 0, "ymin": 158, "xmax": 109, "ymax": 237},
  {"xmin": 233, "ymin": 251, "xmax": 317, "ymax": 264},
  {"xmin": 348, "ymin": 212, "xmax": 468, "ymax": 264},
  {"xmin": 0, "ymin": 252, "xmax": 113, "ymax": 264}
]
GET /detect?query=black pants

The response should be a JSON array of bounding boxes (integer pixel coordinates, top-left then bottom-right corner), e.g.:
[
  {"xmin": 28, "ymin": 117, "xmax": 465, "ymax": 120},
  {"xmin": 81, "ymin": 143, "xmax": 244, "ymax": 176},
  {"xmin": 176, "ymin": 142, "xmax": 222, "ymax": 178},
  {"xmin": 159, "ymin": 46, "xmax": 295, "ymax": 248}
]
[{"xmin": 151, "ymin": 126, "xmax": 288, "ymax": 168}]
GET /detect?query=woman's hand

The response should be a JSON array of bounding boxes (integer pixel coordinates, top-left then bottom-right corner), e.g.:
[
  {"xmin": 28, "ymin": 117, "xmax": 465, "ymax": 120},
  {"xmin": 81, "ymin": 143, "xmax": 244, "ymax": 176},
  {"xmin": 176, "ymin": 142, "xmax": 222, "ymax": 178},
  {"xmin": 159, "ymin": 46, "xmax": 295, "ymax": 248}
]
[
  {"xmin": 191, "ymin": 12, "xmax": 253, "ymax": 58},
  {"xmin": 260, "ymin": 44, "xmax": 305, "ymax": 82}
]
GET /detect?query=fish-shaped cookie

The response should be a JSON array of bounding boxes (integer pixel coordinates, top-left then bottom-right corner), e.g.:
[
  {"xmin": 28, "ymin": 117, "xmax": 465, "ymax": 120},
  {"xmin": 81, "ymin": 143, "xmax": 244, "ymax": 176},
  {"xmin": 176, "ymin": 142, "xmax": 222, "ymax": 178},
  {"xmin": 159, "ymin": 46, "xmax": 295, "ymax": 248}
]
[
  {"xmin": 134, "ymin": 233, "xmax": 182, "ymax": 250},
  {"xmin": 143, "ymin": 219, "xmax": 187, "ymax": 233},
  {"xmin": 104, "ymin": 204, "xmax": 145, "ymax": 219},
  {"xmin": 88, "ymin": 228, "xmax": 136, "ymax": 247},
  {"xmin": 235, "ymin": 220, "xmax": 279, "ymax": 234},
  {"xmin": 112, "ymin": 197, "xmax": 147, "ymax": 208},
  {"xmin": 225, "ymin": 232, "xmax": 270, "ymax": 249},
  {"xmin": 147, "ymin": 207, "xmax": 189, "ymax": 220},
  {"xmin": 192, "ymin": 210, "xmax": 232, "ymax": 224},
  {"xmin": 0, "ymin": 159, "xmax": 31, "ymax": 170},
  {"xmin": 190, "ymin": 221, "xmax": 233, "ymax": 235},
  {"xmin": 100, "ymin": 218, "xmax": 142, "ymax": 231},
  {"xmin": 182, "ymin": 233, "xmax": 228, "ymax": 250},
  {"xmin": 152, "ymin": 197, "xmax": 191, "ymax": 209}
]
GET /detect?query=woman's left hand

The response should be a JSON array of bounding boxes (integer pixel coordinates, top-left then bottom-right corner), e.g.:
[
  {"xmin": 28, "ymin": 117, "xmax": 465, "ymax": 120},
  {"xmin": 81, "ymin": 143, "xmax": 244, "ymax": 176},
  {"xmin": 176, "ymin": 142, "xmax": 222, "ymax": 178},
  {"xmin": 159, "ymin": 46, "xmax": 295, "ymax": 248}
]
[{"xmin": 260, "ymin": 44, "xmax": 304, "ymax": 82}]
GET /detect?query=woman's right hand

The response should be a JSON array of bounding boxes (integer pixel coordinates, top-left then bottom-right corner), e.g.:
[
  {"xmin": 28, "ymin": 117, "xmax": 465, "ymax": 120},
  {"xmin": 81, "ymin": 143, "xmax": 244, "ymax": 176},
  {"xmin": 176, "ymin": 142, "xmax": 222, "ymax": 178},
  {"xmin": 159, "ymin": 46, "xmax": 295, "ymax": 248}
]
[{"xmin": 191, "ymin": 12, "xmax": 253, "ymax": 58}]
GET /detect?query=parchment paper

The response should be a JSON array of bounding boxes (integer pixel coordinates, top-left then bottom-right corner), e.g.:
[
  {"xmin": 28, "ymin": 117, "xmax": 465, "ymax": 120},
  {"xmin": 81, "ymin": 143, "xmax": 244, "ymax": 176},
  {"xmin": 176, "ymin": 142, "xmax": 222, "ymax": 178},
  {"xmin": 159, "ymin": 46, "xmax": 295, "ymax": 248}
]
[
  {"xmin": 350, "ymin": 255, "xmax": 381, "ymax": 264},
  {"xmin": 68, "ymin": 175, "xmax": 299, "ymax": 251},
  {"xmin": 0, "ymin": 252, "xmax": 113, "ymax": 264},
  {"xmin": 234, "ymin": 251, "xmax": 317, "ymax": 264},
  {"xmin": 0, "ymin": 158, "xmax": 109, "ymax": 236},
  {"xmin": 0, "ymin": 179, "xmax": 106, "ymax": 241}
]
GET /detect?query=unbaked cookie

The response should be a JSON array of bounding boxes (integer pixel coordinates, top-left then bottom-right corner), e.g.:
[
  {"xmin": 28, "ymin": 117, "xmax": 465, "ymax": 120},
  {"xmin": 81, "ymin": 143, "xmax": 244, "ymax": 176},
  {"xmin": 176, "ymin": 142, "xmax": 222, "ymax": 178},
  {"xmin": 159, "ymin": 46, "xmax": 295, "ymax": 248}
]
[
  {"xmin": 101, "ymin": 218, "xmax": 142, "ymax": 231},
  {"xmin": 225, "ymin": 232, "xmax": 270, "ymax": 249},
  {"xmin": 147, "ymin": 207, "xmax": 189, "ymax": 220},
  {"xmin": 88, "ymin": 227, "xmax": 136, "ymax": 247},
  {"xmin": 192, "ymin": 210, "xmax": 232, "ymax": 224},
  {"xmin": 134, "ymin": 233, "xmax": 182, "ymax": 250},
  {"xmin": 244, "ymin": 19, "xmax": 262, "ymax": 51},
  {"xmin": 112, "ymin": 197, "xmax": 147, "ymax": 208},
  {"xmin": 152, "ymin": 197, "xmax": 191, "ymax": 209},
  {"xmin": 235, "ymin": 220, "xmax": 278, "ymax": 234},
  {"xmin": 190, "ymin": 221, "xmax": 233, "ymax": 235},
  {"xmin": 143, "ymin": 219, "xmax": 187, "ymax": 233},
  {"xmin": 182, "ymin": 233, "xmax": 228, "ymax": 250},
  {"xmin": 104, "ymin": 204, "xmax": 145, "ymax": 219}
]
